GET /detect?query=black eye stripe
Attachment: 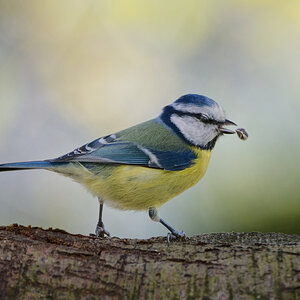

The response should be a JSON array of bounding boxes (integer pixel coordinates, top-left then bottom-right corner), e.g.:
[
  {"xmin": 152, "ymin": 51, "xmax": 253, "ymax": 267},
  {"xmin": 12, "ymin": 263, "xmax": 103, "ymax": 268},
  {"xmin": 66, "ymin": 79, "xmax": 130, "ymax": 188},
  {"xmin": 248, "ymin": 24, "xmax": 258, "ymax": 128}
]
[{"xmin": 174, "ymin": 111, "xmax": 223, "ymax": 125}]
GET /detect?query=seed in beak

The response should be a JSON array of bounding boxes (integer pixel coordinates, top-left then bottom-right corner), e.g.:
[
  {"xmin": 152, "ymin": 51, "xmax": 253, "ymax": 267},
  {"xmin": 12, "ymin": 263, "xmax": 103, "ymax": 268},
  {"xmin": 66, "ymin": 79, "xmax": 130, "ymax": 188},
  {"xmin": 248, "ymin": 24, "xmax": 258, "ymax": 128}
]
[{"xmin": 236, "ymin": 128, "xmax": 248, "ymax": 140}]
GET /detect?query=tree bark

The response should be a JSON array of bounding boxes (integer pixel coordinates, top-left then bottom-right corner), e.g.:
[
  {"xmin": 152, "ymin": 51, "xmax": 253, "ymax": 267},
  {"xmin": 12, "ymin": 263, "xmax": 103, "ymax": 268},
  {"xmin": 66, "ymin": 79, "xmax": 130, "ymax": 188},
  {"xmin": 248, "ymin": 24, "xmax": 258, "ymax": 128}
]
[{"xmin": 0, "ymin": 224, "xmax": 299, "ymax": 299}]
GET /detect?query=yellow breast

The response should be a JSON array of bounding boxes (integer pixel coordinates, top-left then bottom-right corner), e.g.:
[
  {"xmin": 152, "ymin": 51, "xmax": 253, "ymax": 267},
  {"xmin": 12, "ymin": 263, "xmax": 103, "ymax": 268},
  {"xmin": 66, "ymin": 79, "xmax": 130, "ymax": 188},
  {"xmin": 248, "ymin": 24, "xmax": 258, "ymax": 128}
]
[{"xmin": 78, "ymin": 148, "xmax": 212, "ymax": 210}]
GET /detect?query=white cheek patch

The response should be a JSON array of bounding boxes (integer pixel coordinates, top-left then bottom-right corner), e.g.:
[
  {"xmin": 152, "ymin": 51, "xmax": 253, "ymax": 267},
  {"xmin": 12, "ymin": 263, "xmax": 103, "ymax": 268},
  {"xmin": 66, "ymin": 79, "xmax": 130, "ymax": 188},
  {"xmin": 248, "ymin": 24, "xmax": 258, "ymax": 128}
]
[
  {"xmin": 172, "ymin": 103, "xmax": 226, "ymax": 122},
  {"xmin": 170, "ymin": 114, "xmax": 218, "ymax": 147}
]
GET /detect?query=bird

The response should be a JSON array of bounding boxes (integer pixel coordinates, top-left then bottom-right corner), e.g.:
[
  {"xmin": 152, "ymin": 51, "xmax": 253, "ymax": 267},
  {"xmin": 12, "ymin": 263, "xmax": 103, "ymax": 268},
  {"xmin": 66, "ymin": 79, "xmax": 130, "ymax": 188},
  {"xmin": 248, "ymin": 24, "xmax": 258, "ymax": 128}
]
[{"xmin": 0, "ymin": 94, "xmax": 239, "ymax": 241}]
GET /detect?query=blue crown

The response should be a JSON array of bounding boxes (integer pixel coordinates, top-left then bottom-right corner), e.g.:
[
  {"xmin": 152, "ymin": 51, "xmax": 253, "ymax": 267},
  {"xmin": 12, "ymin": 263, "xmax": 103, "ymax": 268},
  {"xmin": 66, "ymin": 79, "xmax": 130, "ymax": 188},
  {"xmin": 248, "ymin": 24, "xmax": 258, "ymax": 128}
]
[{"xmin": 174, "ymin": 94, "xmax": 217, "ymax": 107}]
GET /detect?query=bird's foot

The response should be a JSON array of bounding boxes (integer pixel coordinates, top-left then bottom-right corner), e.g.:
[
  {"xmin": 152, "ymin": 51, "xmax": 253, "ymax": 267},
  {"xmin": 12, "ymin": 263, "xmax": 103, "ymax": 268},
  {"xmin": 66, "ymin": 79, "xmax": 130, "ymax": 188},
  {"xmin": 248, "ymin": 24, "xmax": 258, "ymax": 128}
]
[
  {"xmin": 95, "ymin": 222, "xmax": 110, "ymax": 238},
  {"xmin": 167, "ymin": 230, "xmax": 185, "ymax": 243}
]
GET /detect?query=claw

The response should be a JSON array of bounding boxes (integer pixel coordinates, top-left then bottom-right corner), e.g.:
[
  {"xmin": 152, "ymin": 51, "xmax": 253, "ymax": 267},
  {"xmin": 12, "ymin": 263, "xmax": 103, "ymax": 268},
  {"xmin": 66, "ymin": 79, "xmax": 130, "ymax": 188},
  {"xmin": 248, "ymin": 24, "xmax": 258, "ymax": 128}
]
[
  {"xmin": 167, "ymin": 230, "xmax": 185, "ymax": 243},
  {"xmin": 95, "ymin": 222, "xmax": 110, "ymax": 238}
]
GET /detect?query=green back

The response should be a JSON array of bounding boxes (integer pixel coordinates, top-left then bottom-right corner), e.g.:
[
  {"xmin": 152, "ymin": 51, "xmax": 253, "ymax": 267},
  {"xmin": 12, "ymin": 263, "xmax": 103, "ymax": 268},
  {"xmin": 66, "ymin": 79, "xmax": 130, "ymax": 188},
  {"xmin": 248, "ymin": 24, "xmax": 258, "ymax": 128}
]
[{"xmin": 115, "ymin": 119, "xmax": 189, "ymax": 151}]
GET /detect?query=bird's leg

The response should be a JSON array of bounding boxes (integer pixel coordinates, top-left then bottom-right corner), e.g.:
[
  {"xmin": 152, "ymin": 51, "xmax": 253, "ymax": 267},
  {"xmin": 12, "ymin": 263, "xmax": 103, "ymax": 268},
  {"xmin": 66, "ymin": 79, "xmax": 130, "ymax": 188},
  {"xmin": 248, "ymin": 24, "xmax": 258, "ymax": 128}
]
[
  {"xmin": 148, "ymin": 207, "xmax": 185, "ymax": 243},
  {"xmin": 95, "ymin": 199, "xmax": 110, "ymax": 237}
]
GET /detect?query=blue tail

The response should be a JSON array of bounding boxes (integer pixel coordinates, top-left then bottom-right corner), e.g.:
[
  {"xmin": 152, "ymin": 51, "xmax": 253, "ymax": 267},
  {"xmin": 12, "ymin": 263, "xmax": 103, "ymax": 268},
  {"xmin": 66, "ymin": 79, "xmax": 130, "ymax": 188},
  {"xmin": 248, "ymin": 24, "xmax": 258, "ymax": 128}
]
[{"xmin": 0, "ymin": 161, "xmax": 63, "ymax": 172}]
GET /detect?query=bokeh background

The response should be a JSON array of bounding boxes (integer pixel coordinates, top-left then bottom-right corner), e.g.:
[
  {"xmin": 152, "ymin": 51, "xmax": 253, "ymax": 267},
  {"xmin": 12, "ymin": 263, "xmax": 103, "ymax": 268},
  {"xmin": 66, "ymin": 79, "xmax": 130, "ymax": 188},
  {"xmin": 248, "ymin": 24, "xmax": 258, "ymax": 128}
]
[{"xmin": 0, "ymin": 0, "xmax": 299, "ymax": 238}]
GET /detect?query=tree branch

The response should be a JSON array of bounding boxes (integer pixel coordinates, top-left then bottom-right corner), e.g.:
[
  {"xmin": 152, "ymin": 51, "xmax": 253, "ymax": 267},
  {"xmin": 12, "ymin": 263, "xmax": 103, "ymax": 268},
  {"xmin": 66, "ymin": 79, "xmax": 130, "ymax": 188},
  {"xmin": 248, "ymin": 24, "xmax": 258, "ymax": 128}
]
[{"xmin": 0, "ymin": 224, "xmax": 299, "ymax": 299}]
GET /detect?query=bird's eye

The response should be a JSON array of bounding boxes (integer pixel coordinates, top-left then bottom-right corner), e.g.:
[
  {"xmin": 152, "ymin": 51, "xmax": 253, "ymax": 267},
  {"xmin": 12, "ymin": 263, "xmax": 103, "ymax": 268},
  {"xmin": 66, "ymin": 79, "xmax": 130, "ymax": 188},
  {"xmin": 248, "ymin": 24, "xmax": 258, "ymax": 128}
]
[{"xmin": 200, "ymin": 114, "xmax": 209, "ymax": 122}]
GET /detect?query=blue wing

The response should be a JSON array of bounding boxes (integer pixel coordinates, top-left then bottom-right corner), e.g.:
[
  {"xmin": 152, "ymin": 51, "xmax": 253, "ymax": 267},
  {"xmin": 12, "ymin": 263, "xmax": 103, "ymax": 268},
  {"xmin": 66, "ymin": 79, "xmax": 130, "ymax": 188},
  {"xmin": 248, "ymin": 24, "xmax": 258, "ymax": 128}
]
[{"xmin": 51, "ymin": 135, "xmax": 196, "ymax": 171}]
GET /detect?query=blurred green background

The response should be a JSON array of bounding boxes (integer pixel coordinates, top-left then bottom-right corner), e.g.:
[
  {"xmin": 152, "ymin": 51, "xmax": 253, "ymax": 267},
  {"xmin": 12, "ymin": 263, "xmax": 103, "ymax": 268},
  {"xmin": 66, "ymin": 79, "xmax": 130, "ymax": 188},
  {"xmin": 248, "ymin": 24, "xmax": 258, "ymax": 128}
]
[{"xmin": 0, "ymin": 0, "xmax": 299, "ymax": 238}]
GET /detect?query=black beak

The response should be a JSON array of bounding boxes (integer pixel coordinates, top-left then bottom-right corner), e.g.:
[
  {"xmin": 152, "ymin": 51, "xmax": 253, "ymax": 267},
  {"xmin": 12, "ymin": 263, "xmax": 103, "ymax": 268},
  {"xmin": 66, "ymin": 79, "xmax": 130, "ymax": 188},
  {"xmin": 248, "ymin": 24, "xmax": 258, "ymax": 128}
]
[
  {"xmin": 224, "ymin": 119, "xmax": 237, "ymax": 126},
  {"xmin": 218, "ymin": 119, "xmax": 236, "ymax": 134}
]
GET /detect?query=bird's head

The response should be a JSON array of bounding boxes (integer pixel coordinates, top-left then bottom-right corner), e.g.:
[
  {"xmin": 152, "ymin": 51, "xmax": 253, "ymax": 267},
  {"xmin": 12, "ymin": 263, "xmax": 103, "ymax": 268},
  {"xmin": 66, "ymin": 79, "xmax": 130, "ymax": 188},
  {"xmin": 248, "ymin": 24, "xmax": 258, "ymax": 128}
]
[{"xmin": 159, "ymin": 94, "xmax": 236, "ymax": 150}]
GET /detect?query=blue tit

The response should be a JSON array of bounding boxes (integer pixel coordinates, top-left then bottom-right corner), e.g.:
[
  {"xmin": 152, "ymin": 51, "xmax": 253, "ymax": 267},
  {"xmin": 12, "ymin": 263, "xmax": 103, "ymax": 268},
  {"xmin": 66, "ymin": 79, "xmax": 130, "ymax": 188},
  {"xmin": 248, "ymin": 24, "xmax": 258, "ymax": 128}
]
[{"xmin": 0, "ymin": 94, "xmax": 241, "ymax": 240}]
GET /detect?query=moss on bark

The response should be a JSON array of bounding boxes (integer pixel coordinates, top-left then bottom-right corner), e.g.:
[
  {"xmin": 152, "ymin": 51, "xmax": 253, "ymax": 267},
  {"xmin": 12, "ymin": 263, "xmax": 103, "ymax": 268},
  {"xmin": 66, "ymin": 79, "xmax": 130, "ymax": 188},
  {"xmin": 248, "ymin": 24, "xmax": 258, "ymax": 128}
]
[{"xmin": 0, "ymin": 224, "xmax": 299, "ymax": 299}]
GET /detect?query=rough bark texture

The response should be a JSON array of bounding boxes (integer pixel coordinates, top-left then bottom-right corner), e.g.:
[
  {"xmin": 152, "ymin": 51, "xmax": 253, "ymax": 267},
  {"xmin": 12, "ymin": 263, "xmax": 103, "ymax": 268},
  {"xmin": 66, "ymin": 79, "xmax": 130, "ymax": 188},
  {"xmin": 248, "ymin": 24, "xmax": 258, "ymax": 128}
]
[{"xmin": 0, "ymin": 224, "xmax": 299, "ymax": 299}]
